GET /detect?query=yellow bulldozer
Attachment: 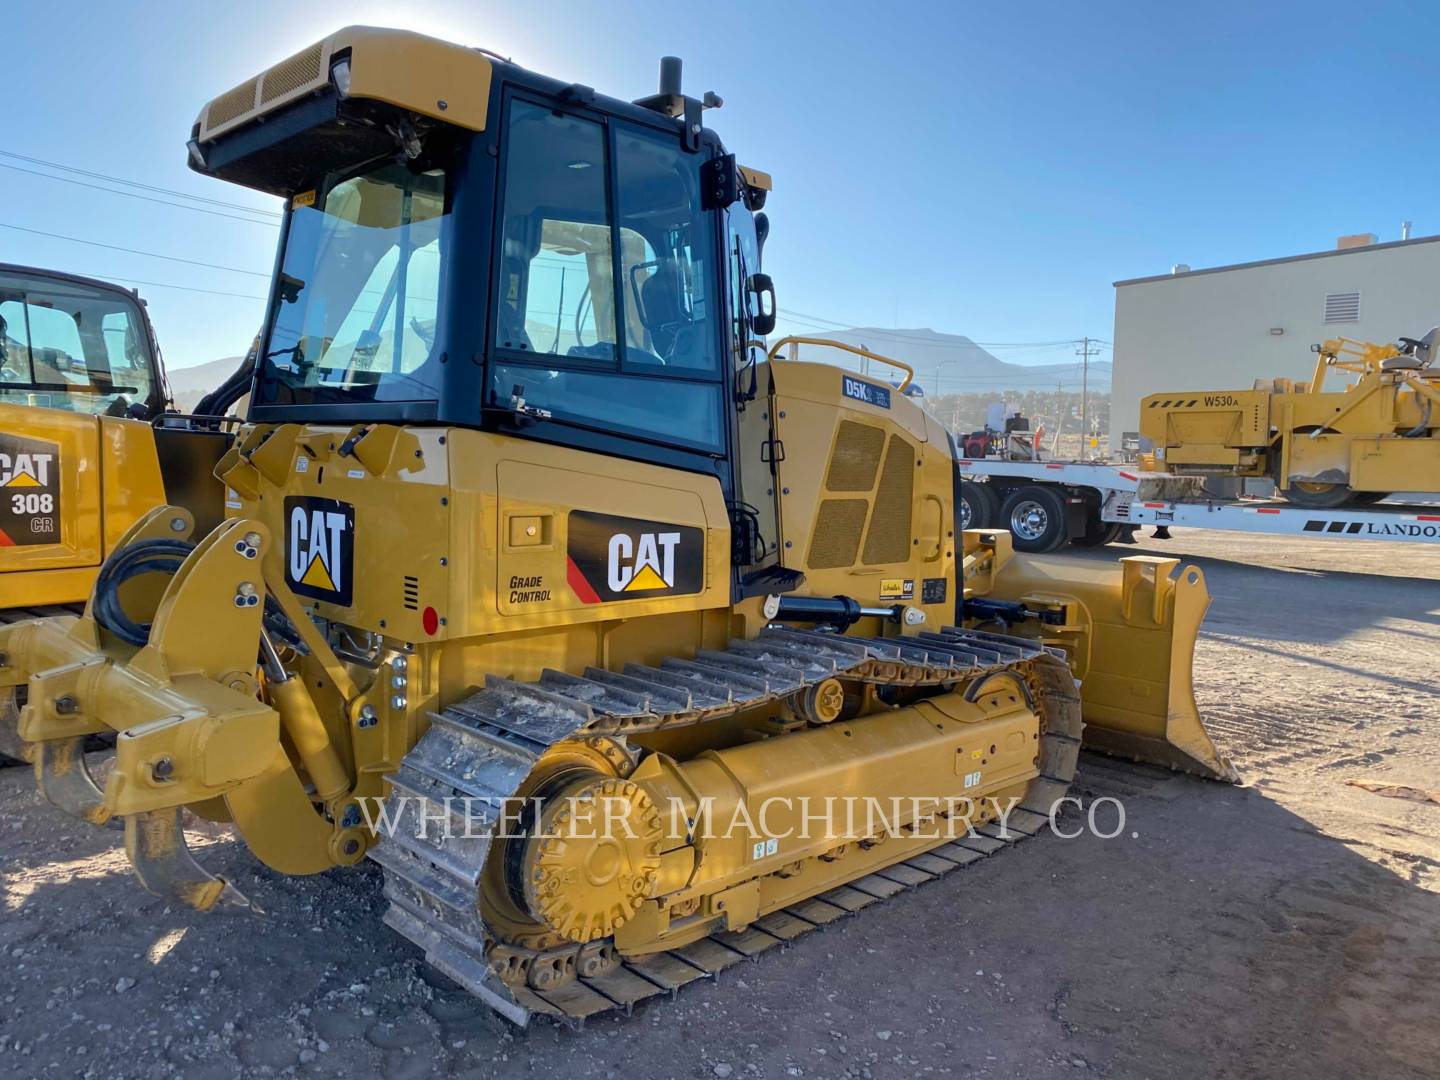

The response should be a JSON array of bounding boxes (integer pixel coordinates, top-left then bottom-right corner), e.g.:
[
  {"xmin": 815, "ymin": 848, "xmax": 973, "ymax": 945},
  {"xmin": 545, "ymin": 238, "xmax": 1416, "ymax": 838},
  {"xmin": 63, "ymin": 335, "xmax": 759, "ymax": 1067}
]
[
  {"xmin": 0, "ymin": 264, "xmax": 242, "ymax": 762},
  {"xmin": 1139, "ymin": 330, "xmax": 1440, "ymax": 507},
  {"xmin": 0, "ymin": 27, "xmax": 1231, "ymax": 1025}
]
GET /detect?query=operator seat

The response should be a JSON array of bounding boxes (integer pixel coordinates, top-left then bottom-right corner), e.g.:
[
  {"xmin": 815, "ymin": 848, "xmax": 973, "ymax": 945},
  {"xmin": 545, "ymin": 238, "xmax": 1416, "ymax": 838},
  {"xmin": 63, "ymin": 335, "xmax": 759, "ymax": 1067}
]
[
  {"xmin": 639, "ymin": 262, "xmax": 689, "ymax": 362},
  {"xmin": 1384, "ymin": 326, "xmax": 1439, "ymax": 371}
]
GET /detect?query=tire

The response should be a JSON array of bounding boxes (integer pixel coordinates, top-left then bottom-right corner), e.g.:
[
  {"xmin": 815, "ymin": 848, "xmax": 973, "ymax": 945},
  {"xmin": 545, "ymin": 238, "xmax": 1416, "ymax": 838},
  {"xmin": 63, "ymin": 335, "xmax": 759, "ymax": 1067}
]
[
  {"xmin": 959, "ymin": 481, "xmax": 1000, "ymax": 530},
  {"xmin": 1350, "ymin": 491, "xmax": 1390, "ymax": 505},
  {"xmin": 1071, "ymin": 517, "xmax": 1123, "ymax": 547},
  {"xmin": 999, "ymin": 485, "xmax": 1070, "ymax": 553},
  {"xmin": 1280, "ymin": 481, "xmax": 1354, "ymax": 509}
]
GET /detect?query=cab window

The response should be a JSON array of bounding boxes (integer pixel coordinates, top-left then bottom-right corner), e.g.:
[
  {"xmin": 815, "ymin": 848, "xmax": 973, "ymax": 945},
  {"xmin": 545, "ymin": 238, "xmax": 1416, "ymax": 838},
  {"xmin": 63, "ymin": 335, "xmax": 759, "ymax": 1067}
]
[
  {"xmin": 491, "ymin": 97, "xmax": 723, "ymax": 452},
  {"xmin": 494, "ymin": 101, "xmax": 616, "ymax": 359}
]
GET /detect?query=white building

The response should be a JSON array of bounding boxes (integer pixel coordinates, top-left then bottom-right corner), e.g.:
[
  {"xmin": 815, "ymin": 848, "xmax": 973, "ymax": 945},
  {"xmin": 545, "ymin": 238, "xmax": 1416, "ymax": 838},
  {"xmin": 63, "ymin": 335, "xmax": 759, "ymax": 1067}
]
[{"xmin": 1109, "ymin": 232, "xmax": 1440, "ymax": 454}]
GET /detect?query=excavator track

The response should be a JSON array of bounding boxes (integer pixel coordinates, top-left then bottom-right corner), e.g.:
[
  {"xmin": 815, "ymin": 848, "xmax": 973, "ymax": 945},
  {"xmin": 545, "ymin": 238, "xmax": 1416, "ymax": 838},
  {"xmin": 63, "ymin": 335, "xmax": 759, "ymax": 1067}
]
[{"xmin": 371, "ymin": 625, "xmax": 1082, "ymax": 1026}]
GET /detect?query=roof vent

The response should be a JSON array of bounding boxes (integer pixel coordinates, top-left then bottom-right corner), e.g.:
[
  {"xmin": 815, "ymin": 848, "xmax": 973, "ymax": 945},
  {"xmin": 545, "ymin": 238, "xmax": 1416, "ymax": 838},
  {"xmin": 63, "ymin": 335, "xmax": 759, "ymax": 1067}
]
[
  {"xmin": 1171, "ymin": 263, "xmax": 1190, "ymax": 275},
  {"xmin": 1336, "ymin": 233, "xmax": 1377, "ymax": 250}
]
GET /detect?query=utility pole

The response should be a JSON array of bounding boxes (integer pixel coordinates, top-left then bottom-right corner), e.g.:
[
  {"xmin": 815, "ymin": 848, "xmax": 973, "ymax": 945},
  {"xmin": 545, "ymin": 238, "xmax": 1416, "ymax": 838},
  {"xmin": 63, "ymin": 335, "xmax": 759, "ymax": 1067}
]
[
  {"xmin": 1050, "ymin": 380, "xmax": 1064, "ymax": 457},
  {"xmin": 1076, "ymin": 336, "xmax": 1093, "ymax": 460}
]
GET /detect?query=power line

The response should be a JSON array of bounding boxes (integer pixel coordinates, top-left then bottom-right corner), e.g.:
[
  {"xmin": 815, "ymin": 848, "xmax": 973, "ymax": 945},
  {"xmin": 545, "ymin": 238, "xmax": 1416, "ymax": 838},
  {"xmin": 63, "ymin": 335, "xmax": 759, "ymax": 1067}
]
[
  {"xmin": 0, "ymin": 162, "xmax": 280, "ymax": 227},
  {"xmin": 102, "ymin": 276, "xmax": 268, "ymax": 301},
  {"xmin": 0, "ymin": 222, "xmax": 271, "ymax": 277},
  {"xmin": 0, "ymin": 150, "xmax": 281, "ymax": 218}
]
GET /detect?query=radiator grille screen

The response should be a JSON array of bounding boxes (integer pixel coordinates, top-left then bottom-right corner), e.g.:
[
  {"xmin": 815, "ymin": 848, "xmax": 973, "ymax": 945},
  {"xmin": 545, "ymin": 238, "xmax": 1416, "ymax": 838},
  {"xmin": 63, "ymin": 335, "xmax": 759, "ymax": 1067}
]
[
  {"xmin": 862, "ymin": 436, "xmax": 915, "ymax": 565},
  {"xmin": 824, "ymin": 421, "xmax": 886, "ymax": 492},
  {"xmin": 808, "ymin": 499, "xmax": 869, "ymax": 569}
]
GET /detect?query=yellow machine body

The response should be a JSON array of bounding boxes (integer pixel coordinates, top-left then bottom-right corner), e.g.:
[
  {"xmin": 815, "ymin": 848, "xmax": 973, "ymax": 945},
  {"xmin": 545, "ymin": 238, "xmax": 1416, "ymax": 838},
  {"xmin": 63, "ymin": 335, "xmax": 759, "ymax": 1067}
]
[
  {"xmin": 0, "ymin": 405, "xmax": 168, "ymax": 607},
  {"xmin": 0, "ymin": 24, "xmax": 1227, "ymax": 1025},
  {"xmin": 1140, "ymin": 333, "xmax": 1440, "ymax": 506}
]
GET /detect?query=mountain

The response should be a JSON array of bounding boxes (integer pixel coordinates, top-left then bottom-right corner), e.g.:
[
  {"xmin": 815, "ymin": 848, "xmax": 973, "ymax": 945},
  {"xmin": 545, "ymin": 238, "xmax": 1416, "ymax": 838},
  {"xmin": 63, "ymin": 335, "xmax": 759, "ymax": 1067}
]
[
  {"xmin": 802, "ymin": 327, "xmax": 1111, "ymax": 396},
  {"xmin": 164, "ymin": 356, "xmax": 246, "ymax": 412},
  {"xmin": 160, "ymin": 326, "xmax": 1113, "ymax": 410}
]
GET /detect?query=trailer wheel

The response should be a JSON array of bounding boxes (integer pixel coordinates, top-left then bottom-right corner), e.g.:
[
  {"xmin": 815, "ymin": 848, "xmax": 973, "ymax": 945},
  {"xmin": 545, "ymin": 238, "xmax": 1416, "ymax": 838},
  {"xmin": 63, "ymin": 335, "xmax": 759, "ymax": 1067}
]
[
  {"xmin": 959, "ymin": 481, "xmax": 1000, "ymax": 530},
  {"xmin": 1071, "ymin": 517, "xmax": 1123, "ymax": 547},
  {"xmin": 999, "ymin": 486, "xmax": 1070, "ymax": 553},
  {"xmin": 1281, "ymin": 481, "xmax": 1355, "ymax": 509}
]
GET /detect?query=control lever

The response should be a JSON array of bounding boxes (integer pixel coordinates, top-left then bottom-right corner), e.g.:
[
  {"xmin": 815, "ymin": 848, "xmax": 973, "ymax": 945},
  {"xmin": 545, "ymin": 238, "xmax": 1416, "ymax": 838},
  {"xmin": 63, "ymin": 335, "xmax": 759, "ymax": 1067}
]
[{"xmin": 509, "ymin": 384, "xmax": 552, "ymax": 422}]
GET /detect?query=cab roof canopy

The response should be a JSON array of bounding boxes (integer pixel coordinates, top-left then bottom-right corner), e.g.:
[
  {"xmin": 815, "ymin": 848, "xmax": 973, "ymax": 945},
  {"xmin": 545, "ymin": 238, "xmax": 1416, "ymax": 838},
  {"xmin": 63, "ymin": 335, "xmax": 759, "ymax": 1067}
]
[{"xmin": 188, "ymin": 25, "xmax": 769, "ymax": 200}]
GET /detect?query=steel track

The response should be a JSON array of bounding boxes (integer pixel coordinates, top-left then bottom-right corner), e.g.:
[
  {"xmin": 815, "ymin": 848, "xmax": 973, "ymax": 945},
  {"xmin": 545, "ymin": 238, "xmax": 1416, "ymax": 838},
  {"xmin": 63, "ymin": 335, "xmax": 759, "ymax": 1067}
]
[{"xmin": 370, "ymin": 626, "xmax": 1082, "ymax": 1025}]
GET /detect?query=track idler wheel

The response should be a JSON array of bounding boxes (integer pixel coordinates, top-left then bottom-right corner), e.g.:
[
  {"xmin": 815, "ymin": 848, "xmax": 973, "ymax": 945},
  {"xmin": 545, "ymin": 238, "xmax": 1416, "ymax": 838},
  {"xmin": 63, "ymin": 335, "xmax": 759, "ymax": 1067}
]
[
  {"xmin": 521, "ymin": 775, "xmax": 663, "ymax": 944},
  {"xmin": 125, "ymin": 807, "xmax": 259, "ymax": 913}
]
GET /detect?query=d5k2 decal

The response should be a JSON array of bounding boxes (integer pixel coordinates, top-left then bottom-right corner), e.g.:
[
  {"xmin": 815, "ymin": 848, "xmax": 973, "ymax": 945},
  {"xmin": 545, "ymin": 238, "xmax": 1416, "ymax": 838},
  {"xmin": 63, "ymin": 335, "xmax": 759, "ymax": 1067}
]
[
  {"xmin": 566, "ymin": 510, "xmax": 704, "ymax": 604},
  {"xmin": 285, "ymin": 496, "xmax": 355, "ymax": 606},
  {"xmin": 0, "ymin": 433, "xmax": 60, "ymax": 547}
]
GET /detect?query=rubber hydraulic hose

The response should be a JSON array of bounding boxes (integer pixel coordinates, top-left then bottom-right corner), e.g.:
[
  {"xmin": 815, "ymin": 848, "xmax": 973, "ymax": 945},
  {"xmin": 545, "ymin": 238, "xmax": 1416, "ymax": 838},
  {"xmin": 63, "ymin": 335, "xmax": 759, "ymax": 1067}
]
[{"xmin": 92, "ymin": 539, "xmax": 196, "ymax": 646}]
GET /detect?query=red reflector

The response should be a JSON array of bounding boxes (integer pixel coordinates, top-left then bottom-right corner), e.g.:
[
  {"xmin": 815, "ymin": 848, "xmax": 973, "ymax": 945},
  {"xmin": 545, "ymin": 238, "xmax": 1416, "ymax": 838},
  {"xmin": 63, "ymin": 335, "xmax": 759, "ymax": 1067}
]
[
  {"xmin": 1256, "ymin": 508, "xmax": 1280, "ymax": 514},
  {"xmin": 1118, "ymin": 471, "xmax": 1138, "ymax": 481},
  {"xmin": 422, "ymin": 606, "xmax": 440, "ymax": 635},
  {"xmin": 1418, "ymin": 515, "xmax": 1440, "ymax": 521},
  {"xmin": 1046, "ymin": 463, "xmax": 1064, "ymax": 469}
]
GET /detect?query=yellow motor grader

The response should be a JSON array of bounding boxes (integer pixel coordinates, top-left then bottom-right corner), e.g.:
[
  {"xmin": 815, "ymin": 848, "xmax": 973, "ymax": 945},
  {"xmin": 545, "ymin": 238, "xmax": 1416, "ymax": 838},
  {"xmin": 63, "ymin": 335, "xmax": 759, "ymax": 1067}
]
[
  {"xmin": 0, "ymin": 264, "xmax": 238, "ymax": 762},
  {"xmin": 1139, "ymin": 330, "xmax": 1440, "ymax": 507},
  {"xmin": 0, "ymin": 27, "xmax": 1230, "ymax": 1025}
]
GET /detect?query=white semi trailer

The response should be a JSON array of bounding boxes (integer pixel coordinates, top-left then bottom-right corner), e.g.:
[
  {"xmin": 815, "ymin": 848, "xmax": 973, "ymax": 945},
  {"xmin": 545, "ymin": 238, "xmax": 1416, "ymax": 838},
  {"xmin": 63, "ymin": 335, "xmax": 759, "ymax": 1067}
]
[{"xmin": 958, "ymin": 456, "xmax": 1440, "ymax": 552}]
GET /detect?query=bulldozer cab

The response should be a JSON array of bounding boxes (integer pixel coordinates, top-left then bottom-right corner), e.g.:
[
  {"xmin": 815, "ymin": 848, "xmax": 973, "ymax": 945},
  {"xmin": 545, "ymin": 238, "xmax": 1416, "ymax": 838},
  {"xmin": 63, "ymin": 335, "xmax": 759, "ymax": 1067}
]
[
  {"xmin": 0, "ymin": 264, "xmax": 167, "ymax": 419},
  {"xmin": 198, "ymin": 31, "xmax": 778, "ymax": 590}
]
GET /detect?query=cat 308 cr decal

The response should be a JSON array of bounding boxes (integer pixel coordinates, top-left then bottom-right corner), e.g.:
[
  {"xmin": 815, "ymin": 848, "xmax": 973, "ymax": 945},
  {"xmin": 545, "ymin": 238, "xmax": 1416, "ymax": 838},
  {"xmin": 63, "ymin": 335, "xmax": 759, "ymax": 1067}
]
[
  {"xmin": 566, "ymin": 510, "xmax": 704, "ymax": 604},
  {"xmin": 0, "ymin": 433, "xmax": 61, "ymax": 547}
]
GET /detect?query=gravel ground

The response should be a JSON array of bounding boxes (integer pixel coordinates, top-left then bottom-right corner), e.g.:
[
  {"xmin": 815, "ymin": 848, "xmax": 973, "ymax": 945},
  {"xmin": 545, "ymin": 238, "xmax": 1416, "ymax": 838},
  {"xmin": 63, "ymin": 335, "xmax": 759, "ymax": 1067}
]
[{"xmin": 1, "ymin": 528, "xmax": 1437, "ymax": 1079}]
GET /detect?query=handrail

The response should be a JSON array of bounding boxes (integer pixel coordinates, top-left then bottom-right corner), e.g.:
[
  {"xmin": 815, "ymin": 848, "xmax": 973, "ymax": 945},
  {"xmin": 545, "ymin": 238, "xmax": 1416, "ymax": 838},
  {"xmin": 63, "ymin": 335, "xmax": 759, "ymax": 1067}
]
[{"xmin": 765, "ymin": 335, "xmax": 914, "ymax": 391}]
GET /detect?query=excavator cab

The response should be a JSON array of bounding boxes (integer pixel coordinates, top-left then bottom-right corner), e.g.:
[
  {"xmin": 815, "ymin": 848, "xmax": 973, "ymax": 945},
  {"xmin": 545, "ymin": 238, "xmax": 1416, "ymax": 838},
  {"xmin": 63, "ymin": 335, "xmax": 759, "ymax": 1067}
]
[
  {"xmin": 0, "ymin": 26, "xmax": 1230, "ymax": 1025},
  {"xmin": 0, "ymin": 264, "xmax": 166, "ymax": 419}
]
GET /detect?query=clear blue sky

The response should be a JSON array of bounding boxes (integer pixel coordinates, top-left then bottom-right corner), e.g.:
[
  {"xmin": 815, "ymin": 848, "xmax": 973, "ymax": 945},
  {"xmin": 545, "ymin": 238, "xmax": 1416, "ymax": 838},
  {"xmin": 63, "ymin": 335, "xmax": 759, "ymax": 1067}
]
[{"xmin": 5, "ymin": 0, "xmax": 1437, "ymax": 371}]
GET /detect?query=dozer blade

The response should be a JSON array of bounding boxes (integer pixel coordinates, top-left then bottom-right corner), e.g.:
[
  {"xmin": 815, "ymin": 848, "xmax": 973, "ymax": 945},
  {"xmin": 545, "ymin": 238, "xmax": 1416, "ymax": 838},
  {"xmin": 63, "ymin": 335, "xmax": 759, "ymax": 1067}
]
[
  {"xmin": 984, "ymin": 553, "xmax": 1237, "ymax": 782},
  {"xmin": 125, "ymin": 807, "xmax": 259, "ymax": 913}
]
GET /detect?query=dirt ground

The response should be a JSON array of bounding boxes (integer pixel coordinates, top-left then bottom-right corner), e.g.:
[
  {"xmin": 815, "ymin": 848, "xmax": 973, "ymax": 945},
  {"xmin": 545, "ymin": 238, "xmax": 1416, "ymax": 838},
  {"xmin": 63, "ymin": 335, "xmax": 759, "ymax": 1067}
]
[{"xmin": 2, "ymin": 528, "xmax": 1437, "ymax": 1079}]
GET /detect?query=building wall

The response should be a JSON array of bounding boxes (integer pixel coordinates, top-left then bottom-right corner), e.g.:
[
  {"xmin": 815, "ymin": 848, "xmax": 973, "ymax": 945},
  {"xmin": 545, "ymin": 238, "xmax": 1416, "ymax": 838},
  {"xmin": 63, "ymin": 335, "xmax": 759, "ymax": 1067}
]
[{"xmin": 1109, "ymin": 237, "xmax": 1440, "ymax": 454}]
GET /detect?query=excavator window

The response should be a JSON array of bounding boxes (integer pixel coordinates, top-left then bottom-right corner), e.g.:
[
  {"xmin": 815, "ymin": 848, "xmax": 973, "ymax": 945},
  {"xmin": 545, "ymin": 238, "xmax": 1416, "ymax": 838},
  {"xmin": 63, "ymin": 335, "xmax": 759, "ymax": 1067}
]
[
  {"xmin": 0, "ymin": 270, "xmax": 158, "ymax": 416},
  {"xmin": 489, "ymin": 95, "xmax": 724, "ymax": 453}
]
